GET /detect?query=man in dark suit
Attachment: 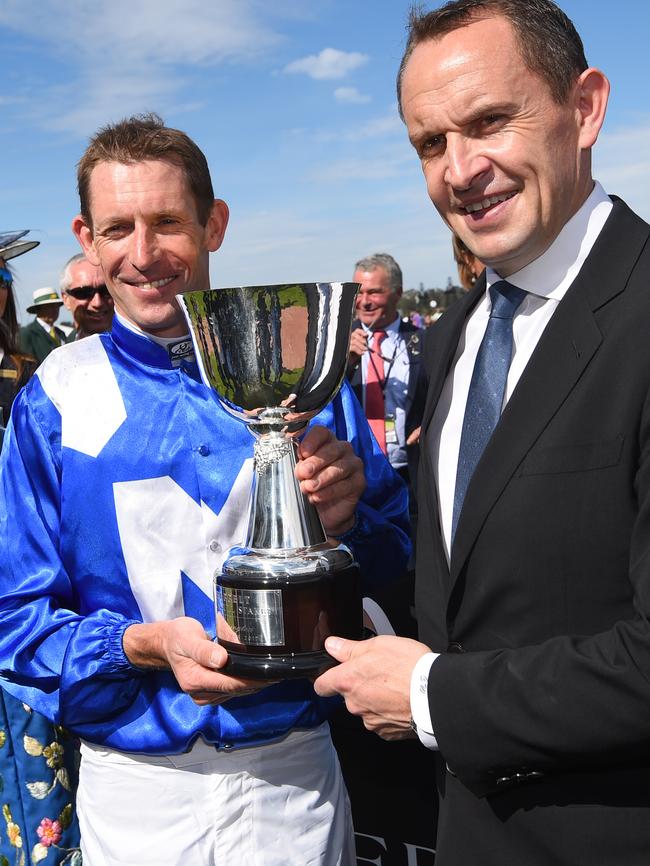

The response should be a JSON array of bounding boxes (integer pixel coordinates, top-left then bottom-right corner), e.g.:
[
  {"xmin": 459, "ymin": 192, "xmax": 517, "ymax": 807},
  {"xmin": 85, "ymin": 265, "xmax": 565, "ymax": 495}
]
[
  {"xmin": 19, "ymin": 287, "xmax": 67, "ymax": 364},
  {"xmin": 347, "ymin": 253, "xmax": 425, "ymax": 499},
  {"xmin": 315, "ymin": 2, "xmax": 650, "ymax": 864}
]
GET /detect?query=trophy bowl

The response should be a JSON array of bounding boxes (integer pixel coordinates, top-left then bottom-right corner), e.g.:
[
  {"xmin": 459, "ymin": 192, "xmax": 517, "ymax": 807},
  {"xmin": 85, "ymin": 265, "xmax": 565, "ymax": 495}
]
[{"xmin": 178, "ymin": 282, "xmax": 362, "ymax": 679}]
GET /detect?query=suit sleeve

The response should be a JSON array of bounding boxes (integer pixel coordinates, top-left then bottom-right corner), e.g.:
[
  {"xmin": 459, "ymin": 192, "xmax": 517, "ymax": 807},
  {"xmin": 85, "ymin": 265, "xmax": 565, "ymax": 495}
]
[
  {"xmin": 18, "ymin": 325, "xmax": 32, "ymax": 358},
  {"xmin": 0, "ymin": 389, "xmax": 146, "ymax": 727}
]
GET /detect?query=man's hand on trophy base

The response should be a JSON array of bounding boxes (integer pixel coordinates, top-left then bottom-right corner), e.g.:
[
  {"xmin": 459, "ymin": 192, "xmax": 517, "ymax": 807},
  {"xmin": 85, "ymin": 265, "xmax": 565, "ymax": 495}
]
[
  {"xmin": 313, "ymin": 634, "xmax": 430, "ymax": 740},
  {"xmin": 295, "ymin": 424, "xmax": 366, "ymax": 537},
  {"xmin": 123, "ymin": 617, "xmax": 267, "ymax": 705}
]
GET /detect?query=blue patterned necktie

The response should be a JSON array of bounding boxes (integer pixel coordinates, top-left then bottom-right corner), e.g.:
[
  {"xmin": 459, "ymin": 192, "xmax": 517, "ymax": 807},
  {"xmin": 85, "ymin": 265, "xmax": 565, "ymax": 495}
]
[{"xmin": 452, "ymin": 280, "xmax": 527, "ymax": 541}]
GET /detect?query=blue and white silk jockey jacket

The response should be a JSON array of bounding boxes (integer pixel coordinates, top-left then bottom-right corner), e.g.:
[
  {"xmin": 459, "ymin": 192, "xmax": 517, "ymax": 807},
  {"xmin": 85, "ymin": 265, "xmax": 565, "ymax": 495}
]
[{"xmin": 0, "ymin": 317, "xmax": 409, "ymax": 755}]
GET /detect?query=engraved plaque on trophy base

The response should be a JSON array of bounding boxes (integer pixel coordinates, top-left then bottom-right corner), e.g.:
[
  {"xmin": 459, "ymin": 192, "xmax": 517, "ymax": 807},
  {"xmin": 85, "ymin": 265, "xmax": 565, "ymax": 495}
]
[{"xmin": 217, "ymin": 552, "xmax": 362, "ymax": 679}]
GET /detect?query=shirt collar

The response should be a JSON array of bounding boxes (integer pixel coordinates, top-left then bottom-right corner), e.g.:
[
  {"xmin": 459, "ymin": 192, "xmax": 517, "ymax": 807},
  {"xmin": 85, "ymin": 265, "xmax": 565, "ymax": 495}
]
[
  {"xmin": 360, "ymin": 314, "xmax": 401, "ymax": 337},
  {"xmin": 111, "ymin": 314, "xmax": 195, "ymax": 371},
  {"xmin": 37, "ymin": 317, "xmax": 57, "ymax": 333},
  {"xmin": 486, "ymin": 180, "xmax": 613, "ymax": 303}
]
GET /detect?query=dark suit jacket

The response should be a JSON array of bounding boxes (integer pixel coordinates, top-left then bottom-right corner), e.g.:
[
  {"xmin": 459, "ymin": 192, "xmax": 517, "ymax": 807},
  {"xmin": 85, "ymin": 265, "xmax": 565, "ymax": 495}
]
[
  {"xmin": 347, "ymin": 318, "xmax": 427, "ymax": 483},
  {"xmin": 19, "ymin": 319, "xmax": 67, "ymax": 365},
  {"xmin": 417, "ymin": 198, "xmax": 650, "ymax": 865}
]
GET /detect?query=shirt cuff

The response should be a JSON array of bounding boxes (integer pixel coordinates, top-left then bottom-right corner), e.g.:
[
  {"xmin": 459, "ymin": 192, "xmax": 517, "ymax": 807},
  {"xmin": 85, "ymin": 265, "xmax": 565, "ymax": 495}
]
[
  {"xmin": 409, "ymin": 651, "xmax": 439, "ymax": 750},
  {"xmin": 109, "ymin": 617, "xmax": 147, "ymax": 673},
  {"xmin": 332, "ymin": 509, "xmax": 372, "ymax": 544}
]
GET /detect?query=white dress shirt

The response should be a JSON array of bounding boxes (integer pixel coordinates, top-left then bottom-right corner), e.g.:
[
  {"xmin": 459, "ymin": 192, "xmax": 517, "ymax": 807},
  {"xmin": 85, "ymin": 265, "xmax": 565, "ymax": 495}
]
[
  {"xmin": 37, "ymin": 316, "xmax": 60, "ymax": 335},
  {"xmin": 410, "ymin": 181, "xmax": 614, "ymax": 748}
]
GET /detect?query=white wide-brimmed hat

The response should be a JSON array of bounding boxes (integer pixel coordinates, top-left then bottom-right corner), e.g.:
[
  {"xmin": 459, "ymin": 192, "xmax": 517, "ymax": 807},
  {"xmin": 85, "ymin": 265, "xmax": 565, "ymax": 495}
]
[{"xmin": 26, "ymin": 287, "xmax": 64, "ymax": 314}]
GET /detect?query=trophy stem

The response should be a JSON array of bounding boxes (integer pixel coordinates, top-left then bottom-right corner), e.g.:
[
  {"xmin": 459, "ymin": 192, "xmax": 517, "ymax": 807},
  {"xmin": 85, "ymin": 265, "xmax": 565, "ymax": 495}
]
[{"xmin": 246, "ymin": 431, "xmax": 327, "ymax": 552}]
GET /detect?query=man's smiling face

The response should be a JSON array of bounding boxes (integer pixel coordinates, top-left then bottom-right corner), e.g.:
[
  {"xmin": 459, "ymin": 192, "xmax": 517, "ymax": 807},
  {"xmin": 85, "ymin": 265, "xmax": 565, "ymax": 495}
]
[
  {"xmin": 400, "ymin": 15, "xmax": 596, "ymax": 277},
  {"xmin": 73, "ymin": 159, "xmax": 228, "ymax": 337}
]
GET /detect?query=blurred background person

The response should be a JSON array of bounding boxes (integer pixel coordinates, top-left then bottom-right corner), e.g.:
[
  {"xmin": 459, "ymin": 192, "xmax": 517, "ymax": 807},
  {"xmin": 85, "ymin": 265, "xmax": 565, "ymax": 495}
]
[
  {"xmin": 346, "ymin": 252, "xmax": 427, "ymax": 626},
  {"xmin": 0, "ymin": 229, "xmax": 81, "ymax": 862},
  {"xmin": 452, "ymin": 232, "xmax": 485, "ymax": 290},
  {"xmin": 0, "ymin": 231, "xmax": 38, "ymax": 430},
  {"xmin": 19, "ymin": 286, "xmax": 66, "ymax": 364},
  {"xmin": 60, "ymin": 252, "xmax": 114, "ymax": 339},
  {"xmin": 347, "ymin": 252, "xmax": 425, "ymax": 495}
]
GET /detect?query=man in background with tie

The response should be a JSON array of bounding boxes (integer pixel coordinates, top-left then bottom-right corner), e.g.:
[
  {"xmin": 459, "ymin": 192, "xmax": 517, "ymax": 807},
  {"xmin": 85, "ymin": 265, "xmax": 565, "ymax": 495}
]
[
  {"xmin": 346, "ymin": 253, "xmax": 425, "ymax": 504},
  {"xmin": 19, "ymin": 286, "xmax": 67, "ymax": 363},
  {"xmin": 316, "ymin": 1, "xmax": 650, "ymax": 864}
]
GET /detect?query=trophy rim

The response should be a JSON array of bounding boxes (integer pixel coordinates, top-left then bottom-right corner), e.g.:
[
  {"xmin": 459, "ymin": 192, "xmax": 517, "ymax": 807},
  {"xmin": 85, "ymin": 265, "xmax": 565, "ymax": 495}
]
[
  {"xmin": 177, "ymin": 280, "xmax": 360, "ymax": 423},
  {"xmin": 180, "ymin": 280, "xmax": 360, "ymax": 300}
]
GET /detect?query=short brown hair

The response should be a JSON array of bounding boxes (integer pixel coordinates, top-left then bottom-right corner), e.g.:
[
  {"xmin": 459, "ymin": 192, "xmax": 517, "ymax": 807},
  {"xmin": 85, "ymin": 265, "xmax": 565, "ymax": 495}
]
[
  {"xmin": 77, "ymin": 113, "xmax": 215, "ymax": 227},
  {"xmin": 397, "ymin": 0, "xmax": 588, "ymax": 116}
]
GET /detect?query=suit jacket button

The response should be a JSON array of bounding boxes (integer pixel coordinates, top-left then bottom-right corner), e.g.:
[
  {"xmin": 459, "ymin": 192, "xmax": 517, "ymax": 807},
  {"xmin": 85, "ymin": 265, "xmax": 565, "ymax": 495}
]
[{"xmin": 447, "ymin": 642, "xmax": 464, "ymax": 653}]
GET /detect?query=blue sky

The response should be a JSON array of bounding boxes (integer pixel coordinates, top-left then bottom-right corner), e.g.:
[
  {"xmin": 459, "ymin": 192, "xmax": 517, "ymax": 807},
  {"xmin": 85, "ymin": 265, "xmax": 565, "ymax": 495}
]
[{"xmin": 2, "ymin": 0, "xmax": 649, "ymax": 321}]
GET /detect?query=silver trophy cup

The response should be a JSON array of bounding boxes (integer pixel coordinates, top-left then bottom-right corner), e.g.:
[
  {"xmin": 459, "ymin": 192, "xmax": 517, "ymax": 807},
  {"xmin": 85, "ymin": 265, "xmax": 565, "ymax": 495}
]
[{"xmin": 178, "ymin": 282, "xmax": 362, "ymax": 679}]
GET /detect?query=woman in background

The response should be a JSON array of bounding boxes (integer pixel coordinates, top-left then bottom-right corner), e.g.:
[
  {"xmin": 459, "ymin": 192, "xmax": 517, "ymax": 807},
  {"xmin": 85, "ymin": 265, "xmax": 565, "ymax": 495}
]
[
  {"xmin": 452, "ymin": 232, "xmax": 485, "ymax": 290},
  {"xmin": 0, "ymin": 231, "xmax": 38, "ymax": 428},
  {"xmin": 0, "ymin": 230, "xmax": 81, "ymax": 866}
]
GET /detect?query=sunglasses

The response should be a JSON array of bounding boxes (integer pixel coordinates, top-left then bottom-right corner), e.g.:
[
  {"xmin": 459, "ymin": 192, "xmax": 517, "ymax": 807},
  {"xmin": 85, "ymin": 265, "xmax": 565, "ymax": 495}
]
[
  {"xmin": 0, "ymin": 267, "xmax": 13, "ymax": 292},
  {"xmin": 66, "ymin": 284, "xmax": 112, "ymax": 300}
]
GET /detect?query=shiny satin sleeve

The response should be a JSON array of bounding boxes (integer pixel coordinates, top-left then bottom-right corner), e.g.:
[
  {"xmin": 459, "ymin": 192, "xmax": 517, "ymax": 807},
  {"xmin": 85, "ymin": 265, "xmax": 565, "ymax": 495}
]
[
  {"xmin": 0, "ymin": 390, "xmax": 145, "ymax": 727},
  {"xmin": 313, "ymin": 381, "xmax": 411, "ymax": 591}
]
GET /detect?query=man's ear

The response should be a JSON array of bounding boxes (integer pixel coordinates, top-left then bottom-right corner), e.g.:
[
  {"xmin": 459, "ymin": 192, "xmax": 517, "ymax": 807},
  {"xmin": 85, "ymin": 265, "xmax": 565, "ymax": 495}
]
[
  {"xmin": 205, "ymin": 199, "xmax": 230, "ymax": 253},
  {"xmin": 575, "ymin": 67, "xmax": 610, "ymax": 150},
  {"xmin": 71, "ymin": 215, "xmax": 101, "ymax": 266}
]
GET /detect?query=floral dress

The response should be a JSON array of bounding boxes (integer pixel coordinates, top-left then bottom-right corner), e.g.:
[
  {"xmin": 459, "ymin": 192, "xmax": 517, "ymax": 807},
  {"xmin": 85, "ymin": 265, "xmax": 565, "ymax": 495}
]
[{"xmin": 0, "ymin": 690, "xmax": 80, "ymax": 866}]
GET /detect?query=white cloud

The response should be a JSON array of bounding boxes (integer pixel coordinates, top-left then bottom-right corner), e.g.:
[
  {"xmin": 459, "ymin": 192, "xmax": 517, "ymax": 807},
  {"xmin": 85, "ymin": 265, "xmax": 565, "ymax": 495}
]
[
  {"xmin": 334, "ymin": 87, "xmax": 371, "ymax": 105},
  {"xmin": 211, "ymin": 197, "xmax": 445, "ymax": 291},
  {"xmin": 594, "ymin": 122, "xmax": 650, "ymax": 220},
  {"xmin": 283, "ymin": 48, "xmax": 368, "ymax": 80},
  {"xmin": 0, "ymin": 0, "xmax": 285, "ymax": 135},
  {"xmin": 315, "ymin": 111, "xmax": 404, "ymax": 142},
  {"xmin": 0, "ymin": 0, "xmax": 282, "ymax": 66},
  {"xmin": 32, "ymin": 73, "xmax": 187, "ymax": 137},
  {"xmin": 305, "ymin": 149, "xmax": 414, "ymax": 184}
]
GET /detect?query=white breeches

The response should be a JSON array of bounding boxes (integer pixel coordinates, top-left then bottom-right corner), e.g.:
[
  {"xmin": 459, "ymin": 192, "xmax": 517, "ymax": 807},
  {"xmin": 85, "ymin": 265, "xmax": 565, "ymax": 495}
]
[{"xmin": 77, "ymin": 722, "xmax": 355, "ymax": 866}]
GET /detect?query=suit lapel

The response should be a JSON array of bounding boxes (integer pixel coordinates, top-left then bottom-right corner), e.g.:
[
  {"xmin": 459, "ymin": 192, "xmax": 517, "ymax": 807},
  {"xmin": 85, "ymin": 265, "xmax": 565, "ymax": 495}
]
[
  {"xmin": 450, "ymin": 198, "xmax": 650, "ymax": 583},
  {"xmin": 33, "ymin": 321, "xmax": 52, "ymax": 360},
  {"xmin": 399, "ymin": 321, "xmax": 423, "ymax": 406},
  {"xmin": 421, "ymin": 280, "xmax": 485, "ymax": 438}
]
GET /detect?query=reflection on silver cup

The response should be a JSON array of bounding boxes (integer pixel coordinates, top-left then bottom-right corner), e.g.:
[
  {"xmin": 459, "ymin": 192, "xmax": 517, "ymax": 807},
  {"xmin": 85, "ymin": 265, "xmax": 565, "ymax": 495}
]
[{"xmin": 178, "ymin": 282, "xmax": 362, "ymax": 679}]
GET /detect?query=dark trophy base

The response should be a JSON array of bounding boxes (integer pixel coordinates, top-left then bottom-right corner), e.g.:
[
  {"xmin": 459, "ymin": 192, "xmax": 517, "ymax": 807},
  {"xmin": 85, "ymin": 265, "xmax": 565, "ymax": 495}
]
[
  {"xmin": 218, "ymin": 561, "xmax": 362, "ymax": 680},
  {"xmin": 223, "ymin": 648, "xmax": 338, "ymax": 680}
]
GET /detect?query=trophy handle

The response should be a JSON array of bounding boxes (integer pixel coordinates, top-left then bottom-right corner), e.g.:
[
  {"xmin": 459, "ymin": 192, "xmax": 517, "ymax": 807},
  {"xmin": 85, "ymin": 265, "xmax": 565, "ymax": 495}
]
[{"xmin": 246, "ymin": 431, "xmax": 327, "ymax": 552}]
